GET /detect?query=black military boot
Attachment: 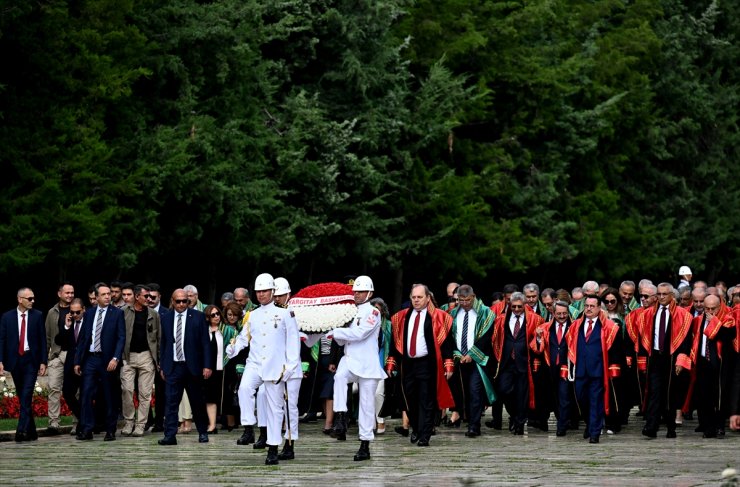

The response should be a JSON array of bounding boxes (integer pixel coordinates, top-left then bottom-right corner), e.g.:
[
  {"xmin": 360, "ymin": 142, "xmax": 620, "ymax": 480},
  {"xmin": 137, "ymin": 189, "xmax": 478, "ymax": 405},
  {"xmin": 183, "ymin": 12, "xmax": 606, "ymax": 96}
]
[
  {"xmin": 353, "ymin": 440, "xmax": 370, "ymax": 461},
  {"xmin": 253, "ymin": 427, "xmax": 267, "ymax": 449},
  {"xmin": 265, "ymin": 445, "xmax": 279, "ymax": 465},
  {"xmin": 236, "ymin": 425, "xmax": 255, "ymax": 445},
  {"xmin": 278, "ymin": 439, "xmax": 295, "ymax": 460},
  {"xmin": 332, "ymin": 412, "xmax": 347, "ymax": 441}
]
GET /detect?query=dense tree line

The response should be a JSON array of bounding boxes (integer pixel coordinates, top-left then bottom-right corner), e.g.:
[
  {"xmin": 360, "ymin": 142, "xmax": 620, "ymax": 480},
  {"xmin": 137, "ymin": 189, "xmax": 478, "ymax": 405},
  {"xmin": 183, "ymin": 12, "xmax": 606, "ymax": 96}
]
[{"xmin": 1, "ymin": 0, "xmax": 738, "ymax": 306}]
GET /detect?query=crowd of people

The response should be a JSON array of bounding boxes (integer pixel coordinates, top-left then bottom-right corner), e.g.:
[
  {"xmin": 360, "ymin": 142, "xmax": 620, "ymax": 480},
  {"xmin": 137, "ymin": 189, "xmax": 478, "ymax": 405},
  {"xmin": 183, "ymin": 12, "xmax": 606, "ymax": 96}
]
[{"xmin": 1, "ymin": 266, "xmax": 739, "ymax": 465}]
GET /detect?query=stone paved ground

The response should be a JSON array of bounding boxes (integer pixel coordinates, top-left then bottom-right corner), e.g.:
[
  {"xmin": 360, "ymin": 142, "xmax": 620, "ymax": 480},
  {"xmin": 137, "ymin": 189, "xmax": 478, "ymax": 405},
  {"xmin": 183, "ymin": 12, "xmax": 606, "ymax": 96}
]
[{"xmin": 1, "ymin": 414, "xmax": 738, "ymax": 486}]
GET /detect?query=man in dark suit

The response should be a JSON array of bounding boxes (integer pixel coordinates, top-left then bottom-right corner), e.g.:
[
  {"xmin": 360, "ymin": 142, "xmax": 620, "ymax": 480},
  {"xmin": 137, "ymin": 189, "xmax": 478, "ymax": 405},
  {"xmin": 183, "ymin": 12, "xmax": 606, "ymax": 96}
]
[
  {"xmin": 387, "ymin": 284, "xmax": 455, "ymax": 447},
  {"xmin": 55, "ymin": 298, "xmax": 86, "ymax": 433},
  {"xmin": 565, "ymin": 295, "xmax": 622, "ymax": 444},
  {"xmin": 158, "ymin": 288, "xmax": 212, "ymax": 445},
  {"xmin": 0, "ymin": 287, "xmax": 47, "ymax": 442},
  {"xmin": 490, "ymin": 292, "xmax": 542, "ymax": 435},
  {"xmin": 532, "ymin": 301, "xmax": 578, "ymax": 436},
  {"xmin": 74, "ymin": 282, "xmax": 126, "ymax": 441}
]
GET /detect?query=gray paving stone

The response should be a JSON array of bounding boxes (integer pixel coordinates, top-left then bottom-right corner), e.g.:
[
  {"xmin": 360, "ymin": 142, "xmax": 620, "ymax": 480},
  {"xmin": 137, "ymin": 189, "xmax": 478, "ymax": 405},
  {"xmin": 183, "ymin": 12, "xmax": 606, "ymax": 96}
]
[{"xmin": 1, "ymin": 417, "xmax": 738, "ymax": 486}]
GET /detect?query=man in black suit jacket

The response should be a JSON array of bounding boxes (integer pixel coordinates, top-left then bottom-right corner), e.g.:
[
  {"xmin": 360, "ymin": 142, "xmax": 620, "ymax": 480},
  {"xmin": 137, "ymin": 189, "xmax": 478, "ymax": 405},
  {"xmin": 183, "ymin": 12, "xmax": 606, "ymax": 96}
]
[
  {"xmin": 0, "ymin": 287, "xmax": 48, "ymax": 442},
  {"xmin": 74, "ymin": 283, "xmax": 126, "ymax": 441},
  {"xmin": 55, "ymin": 298, "xmax": 86, "ymax": 430},
  {"xmin": 158, "ymin": 288, "xmax": 212, "ymax": 445}
]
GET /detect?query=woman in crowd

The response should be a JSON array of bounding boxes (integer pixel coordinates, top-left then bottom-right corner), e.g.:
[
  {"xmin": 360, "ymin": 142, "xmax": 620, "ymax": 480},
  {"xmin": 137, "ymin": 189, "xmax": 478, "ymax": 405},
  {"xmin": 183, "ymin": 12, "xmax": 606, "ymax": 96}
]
[
  {"xmin": 203, "ymin": 305, "xmax": 225, "ymax": 433},
  {"xmin": 220, "ymin": 301, "xmax": 245, "ymax": 431}
]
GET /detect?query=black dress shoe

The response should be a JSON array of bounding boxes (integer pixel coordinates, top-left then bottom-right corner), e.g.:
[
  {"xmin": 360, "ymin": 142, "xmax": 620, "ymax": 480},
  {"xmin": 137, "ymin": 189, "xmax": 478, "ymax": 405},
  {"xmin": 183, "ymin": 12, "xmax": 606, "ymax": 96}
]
[
  {"xmin": 394, "ymin": 426, "xmax": 410, "ymax": 437},
  {"xmin": 417, "ymin": 439, "xmax": 430, "ymax": 447},
  {"xmin": 589, "ymin": 436, "xmax": 599, "ymax": 444},
  {"xmin": 513, "ymin": 426, "xmax": 524, "ymax": 436},
  {"xmin": 446, "ymin": 419, "xmax": 462, "ymax": 428},
  {"xmin": 484, "ymin": 420, "xmax": 502, "ymax": 430},
  {"xmin": 717, "ymin": 428, "xmax": 725, "ymax": 438},
  {"xmin": 702, "ymin": 430, "xmax": 717, "ymax": 438},
  {"xmin": 694, "ymin": 425, "xmax": 705, "ymax": 433},
  {"xmin": 158, "ymin": 436, "xmax": 177, "ymax": 445},
  {"xmin": 27, "ymin": 432, "xmax": 38, "ymax": 441},
  {"xmin": 103, "ymin": 432, "xmax": 116, "ymax": 441},
  {"xmin": 76, "ymin": 431, "xmax": 93, "ymax": 441},
  {"xmin": 410, "ymin": 433, "xmax": 418, "ymax": 444},
  {"xmin": 151, "ymin": 425, "xmax": 164, "ymax": 433},
  {"xmin": 556, "ymin": 429, "xmax": 566, "ymax": 437},
  {"xmin": 198, "ymin": 433, "xmax": 209, "ymax": 443},
  {"xmin": 666, "ymin": 430, "xmax": 677, "ymax": 439},
  {"xmin": 206, "ymin": 428, "xmax": 218, "ymax": 435},
  {"xmin": 583, "ymin": 429, "xmax": 590, "ymax": 439},
  {"xmin": 465, "ymin": 430, "xmax": 481, "ymax": 438},
  {"xmin": 642, "ymin": 428, "xmax": 657, "ymax": 439},
  {"xmin": 46, "ymin": 427, "xmax": 60, "ymax": 436},
  {"xmin": 14, "ymin": 432, "xmax": 28, "ymax": 442}
]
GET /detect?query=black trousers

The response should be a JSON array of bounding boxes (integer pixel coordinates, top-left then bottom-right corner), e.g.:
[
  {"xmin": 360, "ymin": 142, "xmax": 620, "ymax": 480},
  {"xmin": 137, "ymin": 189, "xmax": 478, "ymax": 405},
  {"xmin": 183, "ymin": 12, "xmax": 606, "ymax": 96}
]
[
  {"xmin": 496, "ymin": 362, "xmax": 529, "ymax": 430},
  {"xmin": 645, "ymin": 352, "xmax": 679, "ymax": 433},
  {"xmin": 450, "ymin": 362, "xmax": 485, "ymax": 431},
  {"xmin": 401, "ymin": 356, "xmax": 436, "ymax": 442},
  {"xmin": 62, "ymin": 364, "xmax": 82, "ymax": 420},
  {"xmin": 695, "ymin": 357, "xmax": 723, "ymax": 433}
]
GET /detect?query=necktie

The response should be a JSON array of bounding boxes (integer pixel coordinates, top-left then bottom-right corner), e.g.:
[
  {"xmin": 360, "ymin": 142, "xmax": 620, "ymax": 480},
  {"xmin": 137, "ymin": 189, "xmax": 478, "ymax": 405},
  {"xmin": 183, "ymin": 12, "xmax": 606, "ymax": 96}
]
[
  {"xmin": 658, "ymin": 306, "xmax": 667, "ymax": 352},
  {"xmin": 18, "ymin": 313, "xmax": 26, "ymax": 356},
  {"xmin": 704, "ymin": 318, "xmax": 710, "ymax": 360},
  {"xmin": 409, "ymin": 311, "xmax": 421, "ymax": 357},
  {"xmin": 175, "ymin": 313, "xmax": 184, "ymax": 361},
  {"xmin": 556, "ymin": 323, "xmax": 563, "ymax": 344},
  {"xmin": 585, "ymin": 319, "xmax": 594, "ymax": 341},
  {"xmin": 511, "ymin": 315, "xmax": 521, "ymax": 359},
  {"xmin": 94, "ymin": 308, "xmax": 104, "ymax": 352},
  {"xmin": 74, "ymin": 320, "xmax": 81, "ymax": 342},
  {"xmin": 556, "ymin": 323, "xmax": 564, "ymax": 365},
  {"xmin": 461, "ymin": 311, "xmax": 469, "ymax": 355}
]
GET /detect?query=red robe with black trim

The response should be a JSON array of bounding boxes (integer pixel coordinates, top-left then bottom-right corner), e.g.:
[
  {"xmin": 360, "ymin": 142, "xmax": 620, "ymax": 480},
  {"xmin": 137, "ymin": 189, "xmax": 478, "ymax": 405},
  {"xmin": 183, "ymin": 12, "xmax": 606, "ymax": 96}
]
[
  {"xmin": 637, "ymin": 301, "xmax": 693, "ymax": 369},
  {"xmin": 491, "ymin": 308, "xmax": 543, "ymax": 409},
  {"xmin": 684, "ymin": 308, "xmax": 736, "ymax": 412},
  {"xmin": 387, "ymin": 303, "xmax": 455, "ymax": 409},
  {"xmin": 565, "ymin": 311, "xmax": 621, "ymax": 415}
]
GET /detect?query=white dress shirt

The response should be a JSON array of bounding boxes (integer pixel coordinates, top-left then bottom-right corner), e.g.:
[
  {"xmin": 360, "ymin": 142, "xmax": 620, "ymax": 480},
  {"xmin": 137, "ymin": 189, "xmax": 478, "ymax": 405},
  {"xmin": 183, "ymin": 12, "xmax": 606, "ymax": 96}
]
[
  {"xmin": 89, "ymin": 306, "xmax": 108, "ymax": 352},
  {"xmin": 407, "ymin": 309, "xmax": 429, "ymax": 358},
  {"xmin": 455, "ymin": 309, "xmax": 477, "ymax": 352}
]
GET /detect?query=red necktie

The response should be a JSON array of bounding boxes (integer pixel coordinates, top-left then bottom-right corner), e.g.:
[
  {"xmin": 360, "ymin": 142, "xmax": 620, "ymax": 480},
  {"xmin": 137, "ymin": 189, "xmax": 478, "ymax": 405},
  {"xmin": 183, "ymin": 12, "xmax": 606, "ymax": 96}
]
[
  {"xmin": 585, "ymin": 319, "xmax": 594, "ymax": 341},
  {"xmin": 658, "ymin": 306, "xmax": 667, "ymax": 352},
  {"xmin": 556, "ymin": 323, "xmax": 563, "ymax": 344},
  {"xmin": 511, "ymin": 315, "xmax": 521, "ymax": 359},
  {"xmin": 19, "ymin": 313, "xmax": 26, "ymax": 356},
  {"xmin": 409, "ymin": 311, "xmax": 421, "ymax": 357}
]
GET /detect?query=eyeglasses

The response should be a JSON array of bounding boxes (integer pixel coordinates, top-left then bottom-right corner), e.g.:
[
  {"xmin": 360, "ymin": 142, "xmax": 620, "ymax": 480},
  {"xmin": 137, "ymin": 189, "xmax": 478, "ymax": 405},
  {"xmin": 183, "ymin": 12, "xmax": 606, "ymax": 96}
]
[
  {"xmin": 510, "ymin": 304, "xmax": 523, "ymax": 309},
  {"xmin": 209, "ymin": 312, "xmax": 221, "ymax": 318},
  {"xmin": 605, "ymin": 299, "xmax": 617, "ymax": 305},
  {"xmin": 69, "ymin": 310, "xmax": 82, "ymax": 316},
  {"xmin": 143, "ymin": 294, "xmax": 153, "ymax": 300},
  {"xmin": 639, "ymin": 294, "xmax": 654, "ymax": 299},
  {"xmin": 175, "ymin": 299, "xmax": 189, "ymax": 304},
  {"xmin": 21, "ymin": 296, "xmax": 35, "ymax": 301}
]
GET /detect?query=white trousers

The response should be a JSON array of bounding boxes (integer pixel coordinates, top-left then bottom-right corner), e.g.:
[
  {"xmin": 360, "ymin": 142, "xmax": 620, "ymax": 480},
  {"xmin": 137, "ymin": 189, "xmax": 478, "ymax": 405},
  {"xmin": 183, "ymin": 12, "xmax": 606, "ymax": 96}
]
[
  {"xmin": 375, "ymin": 379, "xmax": 385, "ymax": 423},
  {"xmin": 239, "ymin": 368, "xmax": 285, "ymax": 446},
  {"xmin": 334, "ymin": 366, "xmax": 379, "ymax": 441}
]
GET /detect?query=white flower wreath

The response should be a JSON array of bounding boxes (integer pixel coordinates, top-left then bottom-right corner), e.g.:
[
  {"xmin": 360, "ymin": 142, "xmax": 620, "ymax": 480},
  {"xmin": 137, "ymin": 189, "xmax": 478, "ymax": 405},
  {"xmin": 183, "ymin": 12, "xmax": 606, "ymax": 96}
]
[{"xmin": 289, "ymin": 302, "xmax": 357, "ymax": 333}]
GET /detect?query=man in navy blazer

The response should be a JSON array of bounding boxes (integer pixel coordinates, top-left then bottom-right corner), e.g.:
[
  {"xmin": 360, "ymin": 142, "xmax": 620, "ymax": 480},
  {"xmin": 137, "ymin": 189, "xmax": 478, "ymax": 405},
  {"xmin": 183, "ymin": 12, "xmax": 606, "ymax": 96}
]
[
  {"xmin": 158, "ymin": 288, "xmax": 212, "ymax": 445},
  {"xmin": 0, "ymin": 287, "xmax": 47, "ymax": 442},
  {"xmin": 74, "ymin": 282, "xmax": 126, "ymax": 441}
]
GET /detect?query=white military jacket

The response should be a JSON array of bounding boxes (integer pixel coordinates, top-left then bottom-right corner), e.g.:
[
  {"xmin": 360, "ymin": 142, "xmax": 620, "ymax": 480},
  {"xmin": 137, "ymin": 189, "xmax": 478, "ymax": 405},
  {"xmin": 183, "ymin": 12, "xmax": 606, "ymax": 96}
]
[
  {"xmin": 331, "ymin": 301, "xmax": 387, "ymax": 380},
  {"xmin": 226, "ymin": 302, "xmax": 300, "ymax": 381}
]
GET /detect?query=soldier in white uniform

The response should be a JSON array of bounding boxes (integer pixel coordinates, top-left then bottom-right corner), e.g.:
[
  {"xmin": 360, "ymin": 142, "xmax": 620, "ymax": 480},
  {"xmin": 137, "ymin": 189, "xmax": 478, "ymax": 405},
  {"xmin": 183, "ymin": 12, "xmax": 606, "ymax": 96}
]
[
  {"xmin": 226, "ymin": 273, "xmax": 300, "ymax": 465},
  {"xmin": 272, "ymin": 277, "xmax": 301, "ymax": 460},
  {"xmin": 329, "ymin": 275, "xmax": 387, "ymax": 461}
]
